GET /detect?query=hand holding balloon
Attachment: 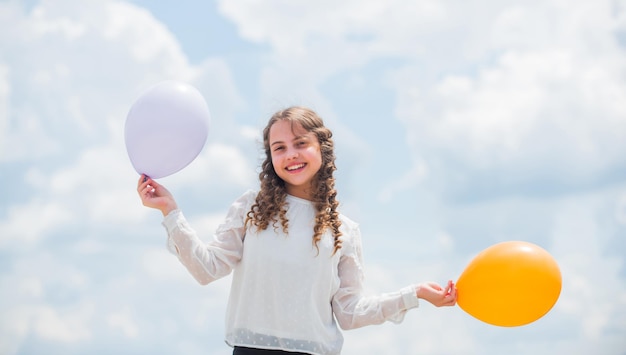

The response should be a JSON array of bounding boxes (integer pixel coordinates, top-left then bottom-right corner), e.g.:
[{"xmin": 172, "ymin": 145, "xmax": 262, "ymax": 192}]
[
  {"xmin": 418, "ymin": 280, "xmax": 457, "ymax": 307},
  {"xmin": 137, "ymin": 175, "xmax": 178, "ymax": 216}
]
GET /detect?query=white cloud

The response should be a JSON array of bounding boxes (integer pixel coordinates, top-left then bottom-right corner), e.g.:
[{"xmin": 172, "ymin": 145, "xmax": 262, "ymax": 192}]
[
  {"xmin": 0, "ymin": 251, "xmax": 94, "ymax": 352},
  {"xmin": 190, "ymin": 58, "xmax": 248, "ymax": 128},
  {"xmin": 1, "ymin": 120, "xmax": 147, "ymax": 245},
  {"xmin": 107, "ymin": 307, "xmax": 139, "ymax": 338},
  {"xmin": 386, "ymin": 2, "xmax": 626, "ymax": 201},
  {"xmin": 617, "ymin": 192, "xmax": 626, "ymax": 225},
  {"xmin": 377, "ymin": 159, "xmax": 428, "ymax": 203},
  {"xmin": 0, "ymin": 200, "xmax": 73, "ymax": 248},
  {"xmin": 141, "ymin": 247, "xmax": 192, "ymax": 282},
  {"xmin": 218, "ymin": 0, "xmax": 625, "ymax": 202},
  {"xmin": 0, "ymin": 63, "xmax": 8, "ymax": 150},
  {"xmin": 0, "ymin": 0, "xmax": 212, "ymax": 163},
  {"xmin": 33, "ymin": 304, "xmax": 94, "ymax": 342},
  {"xmin": 218, "ymin": 0, "xmax": 446, "ymax": 55},
  {"xmin": 550, "ymin": 191, "xmax": 626, "ymax": 341},
  {"xmin": 167, "ymin": 142, "xmax": 257, "ymax": 188}
]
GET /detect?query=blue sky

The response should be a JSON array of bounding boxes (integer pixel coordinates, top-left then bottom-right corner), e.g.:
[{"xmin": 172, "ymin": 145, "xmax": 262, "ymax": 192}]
[{"xmin": 1, "ymin": 0, "xmax": 625, "ymax": 354}]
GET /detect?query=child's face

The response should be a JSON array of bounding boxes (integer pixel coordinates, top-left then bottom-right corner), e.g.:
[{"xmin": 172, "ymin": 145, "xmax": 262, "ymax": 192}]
[{"xmin": 269, "ymin": 120, "xmax": 322, "ymax": 200}]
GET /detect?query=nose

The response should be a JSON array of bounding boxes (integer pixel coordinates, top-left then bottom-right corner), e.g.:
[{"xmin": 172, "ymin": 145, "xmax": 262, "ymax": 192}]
[{"xmin": 286, "ymin": 148, "xmax": 299, "ymax": 160}]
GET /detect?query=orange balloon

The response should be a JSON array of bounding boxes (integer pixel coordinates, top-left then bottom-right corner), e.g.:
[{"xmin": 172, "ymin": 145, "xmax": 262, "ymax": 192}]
[{"xmin": 456, "ymin": 241, "xmax": 562, "ymax": 327}]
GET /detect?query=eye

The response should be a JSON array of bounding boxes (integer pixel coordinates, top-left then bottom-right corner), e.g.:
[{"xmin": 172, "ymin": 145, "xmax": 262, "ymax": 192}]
[{"xmin": 273, "ymin": 145, "xmax": 285, "ymax": 152}]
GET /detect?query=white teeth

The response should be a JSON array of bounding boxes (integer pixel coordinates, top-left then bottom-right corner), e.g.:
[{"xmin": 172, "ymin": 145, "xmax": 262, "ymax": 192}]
[{"xmin": 287, "ymin": 163, "xmax": 305, "ymax": 171}]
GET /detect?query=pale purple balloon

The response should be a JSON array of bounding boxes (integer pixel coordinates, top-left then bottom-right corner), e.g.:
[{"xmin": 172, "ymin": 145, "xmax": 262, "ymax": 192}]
[{"xmin": 124, "ymin": 81, "xmax": 210, "ymax": 179}]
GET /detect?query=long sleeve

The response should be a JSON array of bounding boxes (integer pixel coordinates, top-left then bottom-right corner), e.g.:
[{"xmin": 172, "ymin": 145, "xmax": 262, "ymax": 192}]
[
  {"xmin": 161, "ymin": 191, "xmax": 254, "ymax": 285},
  {"xmin": 331, "ymin": 221, "xmax": 420, "ymax": 330}
]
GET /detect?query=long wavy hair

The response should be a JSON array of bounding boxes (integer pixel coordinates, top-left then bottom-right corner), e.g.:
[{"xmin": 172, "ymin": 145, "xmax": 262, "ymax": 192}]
[{"xmin": 245, "ymin": 106, "xmax": 343, "ymax": 255}]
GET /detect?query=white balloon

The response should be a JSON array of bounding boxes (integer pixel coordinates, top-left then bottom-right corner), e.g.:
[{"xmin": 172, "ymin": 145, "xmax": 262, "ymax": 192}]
[{"xmin": 124, "ymin": 81, "xmax": 211, "ymax": 179}]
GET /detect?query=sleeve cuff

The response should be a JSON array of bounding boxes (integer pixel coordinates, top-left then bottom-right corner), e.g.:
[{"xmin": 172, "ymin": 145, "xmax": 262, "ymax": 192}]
[
  {"xmin": 162, "ymin": 209, "xmax": 182, "ymax": 255},
  {"xmin": 161, "ymin": 209, "xmax": 182, "ymax": 231},
  {"xmin": 401, "ymin": 285, "xmax": 420, "ymax": 309}
]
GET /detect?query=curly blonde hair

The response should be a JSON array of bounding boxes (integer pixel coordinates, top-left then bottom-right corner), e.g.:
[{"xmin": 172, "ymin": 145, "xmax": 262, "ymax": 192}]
[{"xmin": 245, "ymin": 106, "xmax": 343, "ymax": 255}]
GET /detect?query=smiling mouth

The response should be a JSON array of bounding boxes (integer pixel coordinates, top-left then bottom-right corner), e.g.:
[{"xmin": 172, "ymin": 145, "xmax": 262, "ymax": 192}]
[{"xmin": 286, "ymin": 163, "xmax": 306, "ymax": 171}]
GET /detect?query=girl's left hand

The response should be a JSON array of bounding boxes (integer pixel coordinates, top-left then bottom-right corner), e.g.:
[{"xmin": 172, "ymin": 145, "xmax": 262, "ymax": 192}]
[{"xmin": 417, "ymin": 280, "xmax": 457, "ymax": 307}]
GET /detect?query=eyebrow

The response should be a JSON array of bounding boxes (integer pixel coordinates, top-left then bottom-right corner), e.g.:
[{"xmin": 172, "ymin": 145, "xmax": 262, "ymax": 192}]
[
  {"xmin": 270, "ymin": 134, "xmax": 309, "ymax": 147},
  {"xmin": 270, "ymin": 140, "xmax": 284, "ymax": 147}
]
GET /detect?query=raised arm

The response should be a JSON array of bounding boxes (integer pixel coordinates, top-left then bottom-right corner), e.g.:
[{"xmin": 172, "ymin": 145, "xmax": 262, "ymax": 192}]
[{"xmin": 159, "ymin": 190, "xmax": 255, "ymax": 285}]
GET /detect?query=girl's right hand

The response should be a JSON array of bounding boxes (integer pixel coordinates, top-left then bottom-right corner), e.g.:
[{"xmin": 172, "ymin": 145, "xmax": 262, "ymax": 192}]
[{"xmin": 137, "ymin": 175, "xmax": 178, "ymax": 216}]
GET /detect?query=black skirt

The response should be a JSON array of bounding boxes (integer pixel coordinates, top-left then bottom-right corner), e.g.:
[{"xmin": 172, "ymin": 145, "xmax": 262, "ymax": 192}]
[{"xmin": 233, "ymin": 346, "xmax": 311, "ymax": 355}]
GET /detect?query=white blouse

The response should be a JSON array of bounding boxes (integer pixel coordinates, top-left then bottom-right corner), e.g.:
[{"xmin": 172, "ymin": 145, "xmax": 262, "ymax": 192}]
[{"xmin": 162, "ymin": 190, "xmax": 419, "ymax": 355}]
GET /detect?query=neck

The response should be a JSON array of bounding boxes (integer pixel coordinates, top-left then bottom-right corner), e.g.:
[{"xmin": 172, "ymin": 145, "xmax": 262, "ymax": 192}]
[{"xmin": 287, "ymin": 185, "xmax": 313, "ymax": 201}]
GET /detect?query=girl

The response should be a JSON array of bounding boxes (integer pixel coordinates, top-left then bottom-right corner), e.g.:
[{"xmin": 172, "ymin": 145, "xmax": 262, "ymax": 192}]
[{"xmin": 137, "ymin": 106, "xmax": 457, "ymax": 355}]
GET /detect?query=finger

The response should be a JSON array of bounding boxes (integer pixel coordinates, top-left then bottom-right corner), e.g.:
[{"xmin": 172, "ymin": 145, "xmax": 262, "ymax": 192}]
[
  {"xmin": 443, "ymin": 282, "xmax": 452, "ymax": 296},
  {"xmin": 139, "ymin": 186, "xmax": 150, "ymax": 198},
  {"xmin": 138, "ymin": 175, "xmax": 157, "ymax": 193},
  {"xmin": 429, "ymin": 282, "xmax": 443, "ymax": 291},
  {"xmin": 140, "ymin": 181, "xmax": 156, "ymax": 196},
  {"xmin": 443, "ymin": 294, "xmax": 456, "ymax": 306},
  {"xmin": 141, "ymin": 183, "xmax": 152, "ymax": 193},
  {"xmin": 138, "ymin": 182, "xmax": 149, "ymax": 195},
  {"xmin": 137, "ymin": 174, "xmax": 151, "ymax": 190},
  {"xmin": 446, "ymin": 283, "xmax": 456, "ymax": 297}
]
